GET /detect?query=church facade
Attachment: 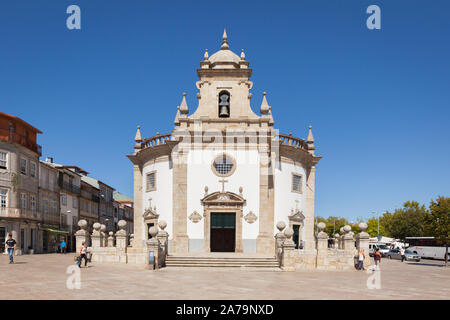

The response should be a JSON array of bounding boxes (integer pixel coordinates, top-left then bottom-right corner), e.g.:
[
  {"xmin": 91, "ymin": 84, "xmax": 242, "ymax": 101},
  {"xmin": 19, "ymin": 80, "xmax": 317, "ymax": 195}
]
[{"xmin": 127, "ymin": 31, "xmax": 321, "ymax": 256}]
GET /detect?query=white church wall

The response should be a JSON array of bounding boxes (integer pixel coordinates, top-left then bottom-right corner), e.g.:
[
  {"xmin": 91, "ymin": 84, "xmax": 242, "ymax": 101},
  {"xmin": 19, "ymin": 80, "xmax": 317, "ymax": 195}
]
[
  {"xmin": 274, "ymin": 160, "xmax": 307, "ymax": 240},
  {"xmin": 141, "ymin": 159, "xmax": 173, "ymax": 242},
  {"xmin": 186, "ymin": 148, "xmax": 260, "ymax": 253}
]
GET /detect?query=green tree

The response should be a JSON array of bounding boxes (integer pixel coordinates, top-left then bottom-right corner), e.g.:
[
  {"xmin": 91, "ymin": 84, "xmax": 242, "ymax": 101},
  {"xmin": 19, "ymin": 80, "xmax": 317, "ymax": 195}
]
[
  {"xmin": 384, "ymin": 201, "xmax": 428, "ymax": 240},
  {"xmin": 366, "ymin": 217, "xmax": 386, "ymax": 237},
  {"xmin": 425, "ymin": 196, "xmax": 450, "ymax": 267}
]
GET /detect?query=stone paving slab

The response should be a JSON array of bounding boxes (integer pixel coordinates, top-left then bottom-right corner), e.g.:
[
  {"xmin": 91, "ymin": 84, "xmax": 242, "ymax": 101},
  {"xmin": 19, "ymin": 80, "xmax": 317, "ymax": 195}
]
[{"xmin": 0, "ymin": 253, "xmax": 448, "ymax": 300}]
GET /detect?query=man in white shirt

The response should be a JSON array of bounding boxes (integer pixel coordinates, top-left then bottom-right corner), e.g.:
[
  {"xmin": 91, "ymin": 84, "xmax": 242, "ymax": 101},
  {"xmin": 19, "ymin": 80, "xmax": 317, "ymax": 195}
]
[{"xmin": 400, "ymin": 247, "xmax": 406, "ymax": 262}]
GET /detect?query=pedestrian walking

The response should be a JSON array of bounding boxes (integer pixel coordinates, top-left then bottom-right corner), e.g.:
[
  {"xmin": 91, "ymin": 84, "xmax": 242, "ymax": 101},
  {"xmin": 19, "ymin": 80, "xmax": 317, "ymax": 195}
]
[
  {"xmin": 61, "ymin": 240, "xmax": 66, "ymax": 254},
  {"xmin": 400, "ymin": 247, "xmax": 406, "ymax": 262},
  {"xmin": 78, "ymin": 241, "xmax": 88, "ymax": 268},
  {"xmin": 374, "ymin": 248, "xmax": 382, "ymax": 268},
  {"xmin": 357, "ymin": 249, "xmax": 365, "ymax": 270},
  {"xmin": 5, "ymin": 234, "xmax": 16, "ymax": 264}
]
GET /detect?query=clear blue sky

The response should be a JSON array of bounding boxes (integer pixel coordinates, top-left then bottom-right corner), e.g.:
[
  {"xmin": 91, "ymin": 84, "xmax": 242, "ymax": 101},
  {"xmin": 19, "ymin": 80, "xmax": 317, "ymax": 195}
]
[{"xmin": 1, "ymin": 1, "xmax": 449, "ymax": 221}]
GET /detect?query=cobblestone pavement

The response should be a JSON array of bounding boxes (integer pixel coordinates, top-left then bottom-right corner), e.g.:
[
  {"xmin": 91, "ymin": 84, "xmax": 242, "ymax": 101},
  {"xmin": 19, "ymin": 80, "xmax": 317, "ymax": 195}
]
[{"xmin": 0, "ymin": 253, "xmax": 448, "ymax": 300}]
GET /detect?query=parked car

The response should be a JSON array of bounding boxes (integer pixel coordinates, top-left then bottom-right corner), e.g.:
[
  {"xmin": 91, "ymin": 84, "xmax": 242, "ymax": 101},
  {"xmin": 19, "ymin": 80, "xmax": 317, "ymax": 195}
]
[
  {"xmin": 386, "ymin": 249, "xmax": 421, "ymax": 262},
  {"xmin": 369, "ymin": 243, "xmax": 390, "ymax": 257}
]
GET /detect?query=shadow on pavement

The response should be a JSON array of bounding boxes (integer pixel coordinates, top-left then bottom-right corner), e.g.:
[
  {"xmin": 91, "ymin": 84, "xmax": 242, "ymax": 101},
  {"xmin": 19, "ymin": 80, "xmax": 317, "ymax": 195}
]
[{"xmin": 406, "ymin": 262, "xmax": 445, "ymax": 267}]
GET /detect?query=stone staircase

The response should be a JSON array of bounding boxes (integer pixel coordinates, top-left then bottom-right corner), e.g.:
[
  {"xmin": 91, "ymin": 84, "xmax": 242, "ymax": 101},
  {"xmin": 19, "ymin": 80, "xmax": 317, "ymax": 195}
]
[{"xmin": 165, "ymin": 253, "xmax": 280, "ymax": 269}]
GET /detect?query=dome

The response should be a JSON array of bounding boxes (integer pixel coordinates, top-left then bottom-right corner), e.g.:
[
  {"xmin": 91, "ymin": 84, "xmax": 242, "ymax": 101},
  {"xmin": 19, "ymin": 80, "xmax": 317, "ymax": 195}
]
[{"xmin": 209, "ymin": 49, "xmax": 240, "ymax": 65}]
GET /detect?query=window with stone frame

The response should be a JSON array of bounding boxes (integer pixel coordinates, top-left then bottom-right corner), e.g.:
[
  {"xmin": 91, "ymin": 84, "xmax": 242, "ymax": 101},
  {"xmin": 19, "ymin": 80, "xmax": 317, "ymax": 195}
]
[
  {"xmin": 30, "ymin": 195, "xmax": 36, "ymax": 211},
  {"xmin": 20, "ymin": 158, "xmax": 27, "ymax": 175},
  {"xmin": 0, "ymin": 189, "xmax": 7, "ymax": 207},
  {"xmin": 0, "ymin": 151, "xmax": 7, "ymax": 169},
  {"xmin": 43, "ymin": 199, "xmax": 49, "ymax": 214},
  {"xmin": 146, "ymin": 171, "xmax": 156, "ymax": 192},
  {"xmin": 61, "ymin": 193, "xmax": 67, "ymax": 206},
  {"xmin": 292, "ymin": 173, "xmax": 302, "ymax": 193},
  {"xmin": 30, "ymin": 162, "xmax": 37, "ymax": 178},
  {"xmin": 20, "ymin": 193, "xmax": 27, "ymax": 209},
  {"xmin": 72, "ymin": 197, "xmax": 77, "ymax": 208}
]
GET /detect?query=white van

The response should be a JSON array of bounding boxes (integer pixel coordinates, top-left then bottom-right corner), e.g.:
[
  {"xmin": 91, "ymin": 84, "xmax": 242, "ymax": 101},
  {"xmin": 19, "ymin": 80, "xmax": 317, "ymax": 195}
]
[{"xmin": 369, "ymin": 243, "xmax": 390, "ymax": 257}]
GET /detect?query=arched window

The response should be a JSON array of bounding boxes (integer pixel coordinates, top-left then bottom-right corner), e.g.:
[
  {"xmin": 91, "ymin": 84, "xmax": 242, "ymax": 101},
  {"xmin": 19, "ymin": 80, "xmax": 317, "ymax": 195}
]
[{"xmin": 218, "ymin": 91, "xmax": 230, "ymax": 118}]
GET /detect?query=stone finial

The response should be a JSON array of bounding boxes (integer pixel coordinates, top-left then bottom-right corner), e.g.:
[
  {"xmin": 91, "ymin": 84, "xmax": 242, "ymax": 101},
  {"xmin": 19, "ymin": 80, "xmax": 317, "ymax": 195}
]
[
  {"xmin": 77, "ymin": 219, "xmax": 87, "ymax": 230},
  {"xmin": 93, "ymin": 223, "xmax": 101, "ymax": 231},
  {"xmin": 343, "ymin": 225, "xmax": 351, "ymax": 233},
  {"xmin": 240, "ymin": 49, "xmax": 245, "ymax": 60},
  {"xmin": 334, "ymin": 233, "xmax": 340, "ymax": 239},
  {"xmin": 276, "ymin": 221, "xmax": 286, "ymax": 232},
  {"xmin": 179, "ymin": 92, "xmax": 189, "ymax": 115},
  {"xmin": 284, "ymin": 227, "xmax": 294, "ymax": 239},
  {"xmin": 239, "ymin": 186, "xmax": 243, "ymax": 195},
  {"xmin": 174, "ymin": 106, "xmax": 180, "ymax": 125},
  {"xmin": 317, "ymin": 222, "xmax": 326, "ymax": 231},
  {"xmin": 306, "ymin": 125, "xmax": 315, "ymax": 154},
  {"xmin": 204, "ymin": 49, "xmax": 209, "ymax": 61},
  {"xmin": 260, "ymin": 92, "xmax": 270, "ymax": 115},
  {"xmin": 204, "ymin": 186, "xmax": 208, "ymax": 196},
  {"xmin": 134, "ymin": 125, "xmax": 142, "ymax": 143},
  {"xmin": 158, "ymin": 220, "xmax": 167, "ymax": 230},
  {"xmin": 268, "ymin": 106, "xmax": 274, "ymax": 125},
  {"xmin": 109, "ymin": 231, "xmax": 113, "ymax": 236},
  {"xmin": 118, "ymin": 220, "xmax": 127, "ymax": 230},
  {"xmin": 149, "ymin": 226, "xmax": 158, "ymax": 238},
  {"xmin": 100, "ymin": 224, "xmax": 106, "ymax": 233},
  {"xmin": 358, "ymin": 222, "xmax": 368, "ymax": 232},
  {"xmin": 221, "ymin": 29, "xmax": 229, "ymax": 50}
]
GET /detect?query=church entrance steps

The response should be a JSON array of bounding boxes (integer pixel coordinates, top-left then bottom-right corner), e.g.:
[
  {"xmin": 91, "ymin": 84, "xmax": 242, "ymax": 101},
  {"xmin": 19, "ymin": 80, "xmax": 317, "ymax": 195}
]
[{"xmin": 165, "ymin": 253, "xmax": 280, "ymax": 268}]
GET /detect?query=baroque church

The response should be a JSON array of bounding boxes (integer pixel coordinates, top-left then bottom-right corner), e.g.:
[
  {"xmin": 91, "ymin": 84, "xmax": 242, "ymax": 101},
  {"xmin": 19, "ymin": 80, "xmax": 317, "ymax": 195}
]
[{"xmin": 127, "ymin": 31, "xmax": 321, "ymax": 256}]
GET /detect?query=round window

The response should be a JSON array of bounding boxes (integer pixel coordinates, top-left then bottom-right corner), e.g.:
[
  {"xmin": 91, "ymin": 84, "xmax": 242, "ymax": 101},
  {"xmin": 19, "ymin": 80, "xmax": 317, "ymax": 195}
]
[{"xmin": 212, "ymin": 154, "xmax": 236, "ymax": 177}]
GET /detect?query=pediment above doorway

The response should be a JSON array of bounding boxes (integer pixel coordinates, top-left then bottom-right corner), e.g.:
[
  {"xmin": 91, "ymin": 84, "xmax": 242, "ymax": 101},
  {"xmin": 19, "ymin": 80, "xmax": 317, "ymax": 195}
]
[{"xmin": 201, "ymin": 191, "xmax": 246, "ymax": 207}]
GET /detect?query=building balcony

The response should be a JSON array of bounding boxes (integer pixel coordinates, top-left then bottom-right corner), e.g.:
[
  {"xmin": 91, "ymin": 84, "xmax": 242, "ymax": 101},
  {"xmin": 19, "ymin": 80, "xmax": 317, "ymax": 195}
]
[
  {"xmin": 0, "ymin": 129, "xmax": 42, "ymax": 156},
  {"xmin": 60, "ymin": 181, "xmax": 81, "ymax": 194},
  {"xmin": 0, "ymin": 207, "xmax": 42, "ymax": 221},
  {"xmin": 42, "ymin": 213, "xmax": 60, "ymax": 226}
]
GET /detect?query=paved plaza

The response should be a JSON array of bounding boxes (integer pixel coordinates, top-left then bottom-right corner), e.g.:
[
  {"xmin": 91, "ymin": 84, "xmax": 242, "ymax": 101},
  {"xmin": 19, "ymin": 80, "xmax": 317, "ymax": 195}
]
[{"xmin": 0, "ymin": 253, "xmax": 448, "ymax": 300}]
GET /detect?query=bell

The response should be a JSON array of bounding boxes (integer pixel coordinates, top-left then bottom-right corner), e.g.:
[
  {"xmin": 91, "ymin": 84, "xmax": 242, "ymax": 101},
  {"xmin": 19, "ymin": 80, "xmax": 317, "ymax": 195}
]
[{"xmin": 219, "ymin": 105, "xmax": 229, "ymax": 117}]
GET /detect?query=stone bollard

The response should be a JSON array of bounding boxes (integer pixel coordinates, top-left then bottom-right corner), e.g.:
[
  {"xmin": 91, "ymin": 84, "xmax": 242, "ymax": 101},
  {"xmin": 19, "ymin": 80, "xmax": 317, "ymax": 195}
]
[
  {"xmin": 107, "ymin": 232, "xmax": 115, "ymax": 247},
  {"xmin": 343, "ymin": 225, "xmax": 355, "ymax": 252},
  {"xmin": 316, "ymin": 222, "xmax": 328, "ymax": 252},
  {"xmin": 157, "ymin": 220, "xmax": 169, "ymax": 267},
  {"xmin": 115, "ymin": 220, "xmax": 128, "ymax": 249},
  {"xmin": 100, "ymin": 224, "xmax": 107, "ymax": 247},
  {"xmin": 281, "ymin": 227, "xmax": 296, "ymax": 271},
  {"xmin": 356, "ymin": 222, "xmax": 371, "ymax": 267},
  {"xmin": 75, "ymin": 219, "xmax": 88, "ymax": 251},
  {"xmin": 274, "ymin": 221, "xmax": 286, "ymax": 260},
  {"xmin": 146, "ymin": 226, "xmax": 160, "ymax": 270},
  {"xmin": 91, "ymin": 223, "xmax": 102, "ymax": 248}
]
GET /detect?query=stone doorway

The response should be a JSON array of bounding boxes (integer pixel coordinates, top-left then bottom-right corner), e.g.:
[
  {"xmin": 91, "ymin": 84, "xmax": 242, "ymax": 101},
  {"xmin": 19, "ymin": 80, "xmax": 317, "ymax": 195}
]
[{"xmin": 210, "ymin": 212, "xmax": 236, "ymax": 252}]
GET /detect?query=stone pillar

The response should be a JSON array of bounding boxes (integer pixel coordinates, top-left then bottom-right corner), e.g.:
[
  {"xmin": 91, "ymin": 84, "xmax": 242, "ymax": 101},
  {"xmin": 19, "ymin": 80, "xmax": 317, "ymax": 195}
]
[
  {"xmin": 274, "ymin": 221, "xmax": 286, "ymax": 261},
  {"xmin": 75, "ymin": 220, "xmax": 88, "ymax": 252},
  {"xmin": 107, "ymin": 232, "xmax": 115, "ymax": 247},
  {"xmin": 281, "ymin": 227, "xmax": 296, "ymax": 271},
  {"xmin": 316, "ymin": 222, "xmax": 328, "ymax": 253},
  {"xmin": 115, "ymin": 220, "xmax": 128, "ymax": 249},
  {"xmin": 333, "ymin": 234, "xmax": 339, "ymax": 249},
  {"xmin": 133, "ymin": 164, "xmax": 144, "ymax": 248},
  {"xmin": 257, "ymin": 145, "xmax": 275, "ymax": 254},
  {"xmin": 100, "ymin": 224, "xmax": 106, "ymax": 247},
  {"xmin": 91, "ymin": 223, "xmax": 102, "ymax": 248},
  {"xmin": 304, "ymin": 165, "xmax": 316, "ymax": 249},
  {"xmin": 171, "ymin": 150, "xmax": 189, "ymax": 253},
  {"xmin": 356, "ymin": 222, "xmax": 371, "ymax": 267},
  {"xmin": 157, "ymin": 220, "xmax": 169, "ymax": 267},
  {"xmin": 338, "ymin": 227, "xmax": 345, "ymax": 249},
  {"xmin": 342, "ymin": 225, "xmax": 355, "ymax": 252},
  {"xmin": 146, "ymin": 226, "xmax": 160, "ymax": 270}
]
